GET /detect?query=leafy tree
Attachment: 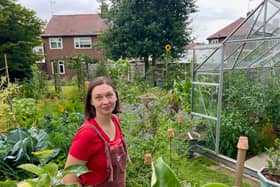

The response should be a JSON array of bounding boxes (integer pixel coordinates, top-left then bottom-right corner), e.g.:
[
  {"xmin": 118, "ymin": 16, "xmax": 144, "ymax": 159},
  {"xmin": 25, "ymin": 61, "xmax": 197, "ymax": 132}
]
[
  {"xmin": 0, "ymin": 0, "xmax": 44, "ymax": 81},
  {"xmin": 100, "ymin": 0, "xmax": 196, "ymax": 75}
]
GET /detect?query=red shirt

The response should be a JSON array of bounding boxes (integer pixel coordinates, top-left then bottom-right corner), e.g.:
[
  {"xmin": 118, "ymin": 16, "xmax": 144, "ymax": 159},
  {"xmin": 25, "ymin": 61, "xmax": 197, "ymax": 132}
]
[{"xmin": 69, "ymin": 115, "xmax": 122, "ymax": 185}]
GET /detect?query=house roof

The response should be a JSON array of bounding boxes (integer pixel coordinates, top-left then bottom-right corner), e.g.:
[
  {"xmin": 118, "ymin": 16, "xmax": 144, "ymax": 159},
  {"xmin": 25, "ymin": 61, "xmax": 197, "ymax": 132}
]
[
  {"xmin": 207, "ymin": 17, "xmax": 245, "ymax": 40},
  {"xmin": 41, "ymin": 14, "xmax": 108, "ymax": 37}
]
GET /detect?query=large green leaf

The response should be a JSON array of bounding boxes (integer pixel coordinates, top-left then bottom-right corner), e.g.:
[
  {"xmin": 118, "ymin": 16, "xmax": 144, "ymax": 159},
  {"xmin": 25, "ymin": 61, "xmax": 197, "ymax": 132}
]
[
  {"xmin": 37, "ymin": 173, "xmax": 51, "ymax": 187},
  {"xmin": 42, "ymin": 162, "xmax": 59, "ymax": 178},
  {"xmin": 151, "ymin": 157, "xmax": 181, "ymax": 187},
  {"xmin": 61, "ymin": 164, "xmax": 89, "ymax": 178},
  {"xmin": 29, "ymin": 127, "xmax": 50, "ymax": 151},
  {"xmin": 0, "ymin": 180, "xmax": 17, "ymax": 187},
  {"xmin": 17, "ymin": 163, "xmax": 43, "ymax": 176},
  {"xmin": 32, "ymin": 149, "xmax": 60, "ymax": 165}
]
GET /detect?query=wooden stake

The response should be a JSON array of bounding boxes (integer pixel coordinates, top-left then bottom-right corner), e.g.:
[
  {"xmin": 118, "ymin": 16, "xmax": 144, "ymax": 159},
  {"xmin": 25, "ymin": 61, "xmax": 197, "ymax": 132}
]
[
  {"xmin": 234, "ymin": 136, "xmax": 249, "ymax": 187},
  {"xmin": 4, "ymin": 54, "xmax": 9, "ymax": 84}
]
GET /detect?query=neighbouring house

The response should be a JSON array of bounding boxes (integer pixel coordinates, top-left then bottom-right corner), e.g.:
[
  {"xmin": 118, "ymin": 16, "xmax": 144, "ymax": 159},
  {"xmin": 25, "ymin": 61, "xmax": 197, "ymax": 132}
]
[
  {"xmin": 206, "ymin": 17, "xmax": 245, "ymax": 44},
  {"xmin": 40, "ymin": 14, "xmax": 108, "ymax": 79},
  {"xmin": 185, "ymin": 17, "xmax": 246, "ymax": 65}
]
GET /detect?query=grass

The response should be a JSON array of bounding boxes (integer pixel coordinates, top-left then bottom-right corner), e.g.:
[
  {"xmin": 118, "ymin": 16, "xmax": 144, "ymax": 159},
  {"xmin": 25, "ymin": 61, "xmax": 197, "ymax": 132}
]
[{"xmin": 174, "ymin": 156, "xmax": 252, "ymax": 187}]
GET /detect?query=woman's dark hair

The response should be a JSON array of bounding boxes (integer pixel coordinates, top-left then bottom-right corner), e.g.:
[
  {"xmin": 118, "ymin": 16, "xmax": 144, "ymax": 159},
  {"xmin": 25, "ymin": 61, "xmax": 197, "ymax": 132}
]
[{"xmin": 85, "ymin": 76, "xmax": 120, "ymax": 120}]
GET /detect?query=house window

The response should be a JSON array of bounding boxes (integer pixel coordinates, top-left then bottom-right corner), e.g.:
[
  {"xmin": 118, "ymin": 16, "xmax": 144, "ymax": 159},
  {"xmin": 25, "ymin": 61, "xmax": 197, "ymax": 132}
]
[
  {"xmin": 51, "ymin": 60, "xmax": 65, "ymax": 74},
  {"xmin": 210, "ymin": 39, "xmax": 219, "ymax": 44},
  {"xmin": 49, "ymin": 37, "xmax": 63, "ymax": 49},
  {"xmin": 74, "ymin": 37, "xmax": 92, "ymax": 49}
]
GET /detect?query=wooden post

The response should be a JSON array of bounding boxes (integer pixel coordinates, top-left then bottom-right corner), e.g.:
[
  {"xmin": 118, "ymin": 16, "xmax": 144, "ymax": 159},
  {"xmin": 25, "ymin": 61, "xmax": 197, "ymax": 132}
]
[
  {"xmin": 3, "ymin": 54, "xmax": 17, "ymax": 127},
  {"xmin": 234, "ymin": 136, "xmax": 249, "ymax": 187},
  {"xmin": 4, "ymin": 54, "xmax": 9, "ymax": 84},
  {"xmin": 53, "ymin": 60, "xmax": 61, "ymax": 93}
]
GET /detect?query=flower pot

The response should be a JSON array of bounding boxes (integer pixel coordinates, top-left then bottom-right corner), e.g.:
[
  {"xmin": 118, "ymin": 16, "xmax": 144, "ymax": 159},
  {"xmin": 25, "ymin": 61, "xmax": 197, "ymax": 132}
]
[{"xmin": 257, "ymin": 167, "xmax": 280, "ymax": 187}]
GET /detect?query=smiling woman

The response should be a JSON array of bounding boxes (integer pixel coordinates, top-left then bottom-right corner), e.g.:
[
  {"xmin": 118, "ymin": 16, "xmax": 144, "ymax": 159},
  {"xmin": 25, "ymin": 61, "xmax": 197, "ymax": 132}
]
[{"xmin": 63, "ymin": 76, "xmax": 129, "ymax": 187}]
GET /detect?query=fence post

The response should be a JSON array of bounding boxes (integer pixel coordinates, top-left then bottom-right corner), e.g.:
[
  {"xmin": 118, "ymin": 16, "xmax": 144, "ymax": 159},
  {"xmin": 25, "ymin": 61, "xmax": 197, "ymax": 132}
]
[{"xmin": 234, "ymin": 136, "xmax": 249, "ymax": 187}]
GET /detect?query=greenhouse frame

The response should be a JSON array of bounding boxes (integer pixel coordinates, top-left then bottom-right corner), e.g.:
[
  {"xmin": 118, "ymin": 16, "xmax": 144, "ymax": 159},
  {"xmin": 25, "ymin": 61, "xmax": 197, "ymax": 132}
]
[{"xmin": 191, "ymin": 0, "xmax": 280, "ymax": 154}]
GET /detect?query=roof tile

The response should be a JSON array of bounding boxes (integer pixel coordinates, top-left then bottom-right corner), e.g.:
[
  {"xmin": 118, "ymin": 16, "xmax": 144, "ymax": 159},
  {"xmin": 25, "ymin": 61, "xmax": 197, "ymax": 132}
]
[
  {"xmin": 42, "ymin": 14, "xmax": 108, "ymax": 37},
  {"xmin": 207, "ymin": 17, "xmax": 245, "ymax": 40}
]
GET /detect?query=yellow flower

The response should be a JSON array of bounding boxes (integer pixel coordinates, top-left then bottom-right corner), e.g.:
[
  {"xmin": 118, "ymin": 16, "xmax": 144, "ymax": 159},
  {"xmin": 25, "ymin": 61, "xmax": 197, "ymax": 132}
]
[{"xmin": 165, "ymin": 44, "xmax": 172, "ymax": 52}]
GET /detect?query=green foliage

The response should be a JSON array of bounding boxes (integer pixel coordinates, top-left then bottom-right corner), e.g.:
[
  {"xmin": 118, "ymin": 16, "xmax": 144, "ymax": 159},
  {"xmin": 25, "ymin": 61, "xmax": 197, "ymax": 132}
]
[
  {"xmin": 197, "ymin": 70, "xmax": 280, "ymax": 158},
  {"xmin": 0, "ymin": 66, "xmax": 257, "ymax": 186},
  {"xmin": 266, "ymin": 138, "xmax": 280, "ymax": 176},
  {"xmin": 0, "ymin": 180, "xmax": 17, "ymax": 187},
  {"xmin": 44, "ymin": 112, "xmax": 83, "ymax": 159},
  {"xmin": 119, "ymin": 91, "xmax": 246, "ymax": 186},
  {"xmin": 0, "ymin": 76, "xmax": 19, "ymax": 100},
  {"xmin": 108, "ymin": 59, "xmax": 130, "ymax": 84},
  {"xmin": 218, "ymin": 111, "xmax": 258, "ymax": 157},
  {"xmin": 100, "ymin": 0, "xmax": 197, "ymax": 72},
  {"xmin": 151, "ymin": 157, "xmax": 181, "ymax": 187},
  {"xmin": 17, "ymin": 163, "xmax": 88, "ymax": 187},
  {"xmin": 93, "ymin": 61, "xmax": 108, "ymax": 78},
  {"xmin": 169, "ymin": 77, "xmax": 191, "ymax": 112},
  {"xmin": 3, "ymin": 98, "xmax": 37, "ymax": 128},
  {"xmin": 0, "ymin": 127, "xmax": 55, "ymax": 180},
  {"xmin": 20, "ymin": 65, "xmax": 49, "ymax": 99},
  {"xmin": 0, "ymin": 0, "xmax": 44, "ymax": 81}
]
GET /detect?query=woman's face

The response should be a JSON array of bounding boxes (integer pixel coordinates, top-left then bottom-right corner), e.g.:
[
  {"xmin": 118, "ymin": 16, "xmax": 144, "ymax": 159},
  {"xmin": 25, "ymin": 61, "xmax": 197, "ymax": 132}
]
[{"xmin": 91, "ymin": 83, "xmax": 117, "ymax": 116}]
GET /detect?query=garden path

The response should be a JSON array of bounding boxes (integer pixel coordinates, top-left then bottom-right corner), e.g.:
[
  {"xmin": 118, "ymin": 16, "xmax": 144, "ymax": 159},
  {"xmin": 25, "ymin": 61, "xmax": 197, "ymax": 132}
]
[{"xmin": 245, "ymin": 152, "xmax": 268, "ymax": 171}]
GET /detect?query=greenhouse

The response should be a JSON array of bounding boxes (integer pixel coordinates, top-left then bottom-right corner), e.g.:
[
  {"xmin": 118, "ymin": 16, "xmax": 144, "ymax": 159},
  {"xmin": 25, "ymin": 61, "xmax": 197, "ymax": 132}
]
[{"xmin": 191, "ymin": 0, "xmax": 280, "ymax": 156}]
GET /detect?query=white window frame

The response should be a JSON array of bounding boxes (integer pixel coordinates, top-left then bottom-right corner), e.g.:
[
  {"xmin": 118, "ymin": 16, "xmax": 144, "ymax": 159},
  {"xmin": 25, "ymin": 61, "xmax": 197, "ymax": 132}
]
[
  {"xmin": 210, "ymin": 39, "xmax": 219, "ymax": 44},
  {"xmin": 74, "ymin": 37, "xmax": 92, "ymax": 49},
  {"xmin": 51, "ymin": 60, "xmax": 65, "ymax": 74},
  {"xmin": 49, "ymin": 37, "xmax": 63, "ymax": 49}
]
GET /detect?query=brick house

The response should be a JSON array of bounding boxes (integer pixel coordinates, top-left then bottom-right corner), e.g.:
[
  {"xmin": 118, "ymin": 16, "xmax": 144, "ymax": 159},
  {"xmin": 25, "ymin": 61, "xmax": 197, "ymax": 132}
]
[
  {"xmin": 206, "ymin": 17, "xmax": 245, "ymax": 44},
  {"xmin": 184, "ymin": 17, "xmax": 246, "ymax": 64},
  {"xmin": 40, "ymin": 14, "xmax": 108, "ymax": 79}
]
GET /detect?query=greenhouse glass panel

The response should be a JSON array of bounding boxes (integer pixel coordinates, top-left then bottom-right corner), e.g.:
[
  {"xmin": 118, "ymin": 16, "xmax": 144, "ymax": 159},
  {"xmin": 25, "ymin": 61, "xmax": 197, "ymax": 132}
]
[
  {"xmin": 192, "ymin": 84, "xmax": 218, "ymax": 118},
  {"xmin": 227, "ymin": 5, "xmax": 263, "ymax": 41},
  {"xmin": 194, "ymin": 47, "xmax": 223, "ymax": 72},
  {"xmin": 191, "ymin": 0, "xmax": 280, "ymax": 155}
]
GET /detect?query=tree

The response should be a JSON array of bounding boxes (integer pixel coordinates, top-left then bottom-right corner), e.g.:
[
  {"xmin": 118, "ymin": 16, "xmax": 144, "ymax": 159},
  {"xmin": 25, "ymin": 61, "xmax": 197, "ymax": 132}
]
[
  {"xmin": 100, "ymin": 0, "xmax": 196, "ymax": 76},
  {"xmin": 0, "ymin": 0, "xmax": 44, "ymax": 81},
  {"xmin": 97, "ymin": 0, "xmax": 109, "ymax": 19}
]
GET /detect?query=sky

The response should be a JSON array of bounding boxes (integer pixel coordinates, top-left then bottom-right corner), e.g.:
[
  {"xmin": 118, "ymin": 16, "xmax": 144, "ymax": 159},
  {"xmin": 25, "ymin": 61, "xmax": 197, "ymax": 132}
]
[{"xmin": 17, "ymin": 0, "xmax": 263, "ymax": 43}]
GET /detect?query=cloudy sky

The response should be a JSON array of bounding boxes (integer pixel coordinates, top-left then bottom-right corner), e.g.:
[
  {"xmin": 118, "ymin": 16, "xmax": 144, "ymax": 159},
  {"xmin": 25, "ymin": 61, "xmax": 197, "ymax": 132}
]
[{"xmin": 17, "ymin": 0, "xmax": 263, "ymax": 42}]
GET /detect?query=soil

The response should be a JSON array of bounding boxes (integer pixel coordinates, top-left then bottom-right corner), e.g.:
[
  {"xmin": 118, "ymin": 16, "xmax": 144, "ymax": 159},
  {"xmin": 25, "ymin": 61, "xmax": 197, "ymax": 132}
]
[{"xmin": 261, "ymin": 168, "xmax": 280, "ymax": 183}]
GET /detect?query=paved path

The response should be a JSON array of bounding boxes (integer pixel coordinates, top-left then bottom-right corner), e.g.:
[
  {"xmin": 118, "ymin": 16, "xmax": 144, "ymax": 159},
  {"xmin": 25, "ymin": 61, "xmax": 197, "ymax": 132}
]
[{"xmin": 245, "ymin": 152, "xmax": 268, "ymax": 171}]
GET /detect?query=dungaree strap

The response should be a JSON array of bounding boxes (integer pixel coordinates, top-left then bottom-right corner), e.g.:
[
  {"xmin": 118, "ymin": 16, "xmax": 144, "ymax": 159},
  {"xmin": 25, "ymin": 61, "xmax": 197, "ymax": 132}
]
[
  {"xmin": 79, "ymin": 124, "xmax": 114, "ymax": 185},
  {"xmin": 112, "ymin": 116, "xmax": 131, "ymax": 165}
]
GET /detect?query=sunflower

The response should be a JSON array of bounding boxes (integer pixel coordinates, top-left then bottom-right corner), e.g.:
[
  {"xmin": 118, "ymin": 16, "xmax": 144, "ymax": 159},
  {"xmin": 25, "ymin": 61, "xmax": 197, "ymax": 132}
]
[{"xmin": 165, "ymin": 44, "xmax": 172, "ymax": 52}]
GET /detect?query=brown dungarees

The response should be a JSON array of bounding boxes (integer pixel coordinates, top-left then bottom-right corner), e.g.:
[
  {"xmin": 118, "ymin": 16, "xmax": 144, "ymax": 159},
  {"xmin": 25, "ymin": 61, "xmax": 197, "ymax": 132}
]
[{"xmin": 81, "ymin": 121, "xmax": 128, "ymax": 187}]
